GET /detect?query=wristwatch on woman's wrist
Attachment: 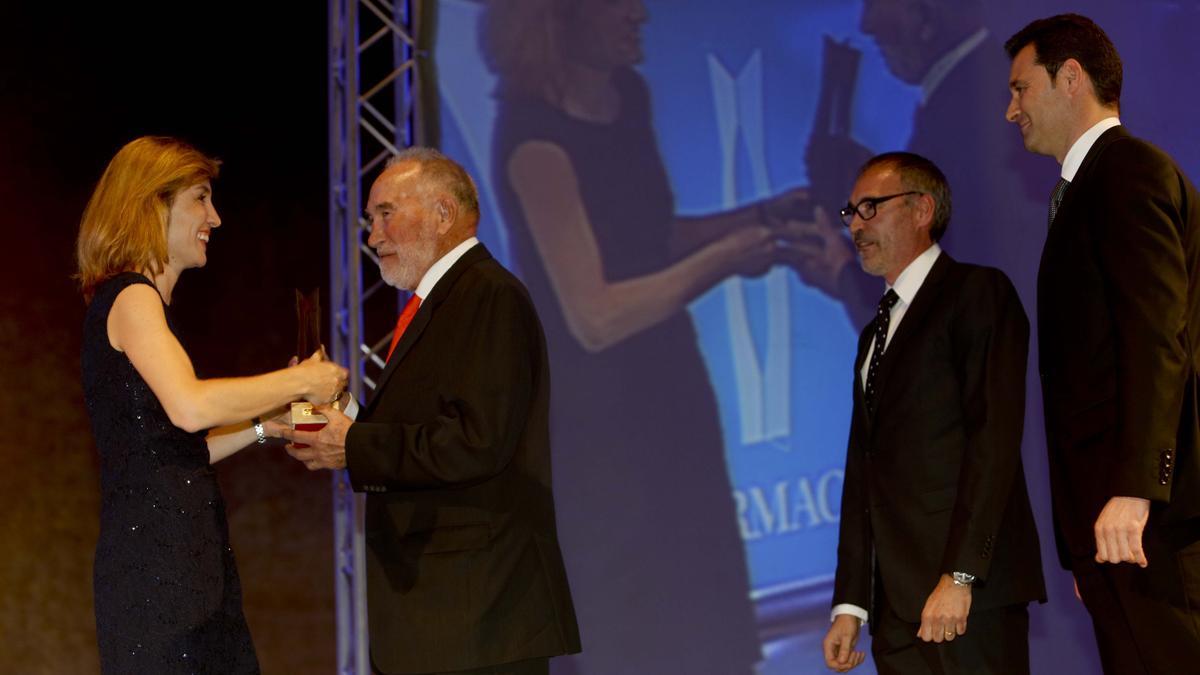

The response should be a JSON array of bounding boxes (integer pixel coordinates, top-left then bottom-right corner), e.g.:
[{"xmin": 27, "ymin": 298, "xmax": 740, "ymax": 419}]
[{"xmin": 252, "ymin": 417, "xmax": 267, "ymax": 444}]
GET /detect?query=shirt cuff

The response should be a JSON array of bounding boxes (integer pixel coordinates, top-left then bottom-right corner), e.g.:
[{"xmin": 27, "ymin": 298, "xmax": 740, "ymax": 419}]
[
  {"xmin": 342, "ymin": 393, "xmax": 360, "ymax": 421},
  {"xmin": 832, "ymin": 603, "xmax": 868, "ymax": 625}
]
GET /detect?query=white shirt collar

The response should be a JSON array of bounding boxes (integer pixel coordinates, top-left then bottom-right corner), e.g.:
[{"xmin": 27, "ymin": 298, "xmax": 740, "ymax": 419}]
[
  {"xmin": 413, "ymin": 237, "xmax": 480, "ymax": 299},
  {"xmin": 888, "ymin": 242, "xmax": 942, "ymax": 306},
  {"xmin": 1061, "ymin": 117, "xmax": 1121, "ymax": 181},
  {"xmin": 920, "ymin": 28, "xmax": 988, "ymax": 105}
]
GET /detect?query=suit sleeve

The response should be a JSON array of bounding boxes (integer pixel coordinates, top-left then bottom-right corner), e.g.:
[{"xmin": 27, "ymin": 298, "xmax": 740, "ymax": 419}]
[
  {"xmin": 832, "ymin": 367, "xmax": 873, "ymax": 610},
  {"xmin": 345, "ymin": 282, "xmax": 536, "ymax": 489},
  {"xmin": 1093, "ymin": 140, "xmax": 1189, "ymax": 503},
  {"xmin": 941, "ymin": 269, "xmax": 1030, "ymax": 580}
]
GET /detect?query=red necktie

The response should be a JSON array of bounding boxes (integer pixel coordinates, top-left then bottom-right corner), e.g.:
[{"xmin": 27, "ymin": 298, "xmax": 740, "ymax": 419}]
[{"xmin": 386, "ymin": 294, "xmax": 422, "ymax": 361}]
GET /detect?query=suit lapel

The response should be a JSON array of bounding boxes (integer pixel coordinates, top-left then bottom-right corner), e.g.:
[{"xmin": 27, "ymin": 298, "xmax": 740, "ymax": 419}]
[
  {"xmin": 1054, "ymin": 125, "xmax": 1127, "ymax": 229},
  {"xmin": 364, "ymin": 243, "xmax": 491, "ymax": 415},
  {"xmin": 853, "ymin": 315, "xmax": 875, "ymax": 420},
  {"xmin": 1039, "ymin": 126, "xmax": 1128, "ymax": 306},
  {"xmin": 869, "ymin": 252, "xmax": 953, "ymax": 412}
]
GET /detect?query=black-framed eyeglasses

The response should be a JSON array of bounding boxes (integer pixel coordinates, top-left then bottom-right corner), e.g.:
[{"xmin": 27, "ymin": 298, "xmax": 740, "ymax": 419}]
[{"xmin": 839, "ymin": 191, "xmax": 923, "ymax": 227}]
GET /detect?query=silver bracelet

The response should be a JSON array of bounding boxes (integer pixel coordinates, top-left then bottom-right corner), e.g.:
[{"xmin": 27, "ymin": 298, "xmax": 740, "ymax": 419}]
[{"xmin": 252, "ymin": 417, "xmax": 267, "ymax": 445}]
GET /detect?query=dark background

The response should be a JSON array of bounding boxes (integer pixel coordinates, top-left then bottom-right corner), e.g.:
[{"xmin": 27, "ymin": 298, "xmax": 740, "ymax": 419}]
[{"xmin": 1, "ymin": 2, "xmax": 338, "ymax": 671}]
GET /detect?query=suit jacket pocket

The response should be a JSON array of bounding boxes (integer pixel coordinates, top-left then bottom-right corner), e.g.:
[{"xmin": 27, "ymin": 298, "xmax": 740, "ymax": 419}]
[
  {"xmin": 406, "ymin": 523, "xmax": 491, "ymax": 555},
  {"xmin": 920, "ymin": 485, "xmax": 957, "ymax": 514},
  {"xmin": 366, "ymin": 521, "xmax": 491, "ymax": 567}
]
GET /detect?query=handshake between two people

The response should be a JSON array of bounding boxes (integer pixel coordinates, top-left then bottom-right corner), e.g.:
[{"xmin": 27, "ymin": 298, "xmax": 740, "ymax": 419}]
[
  {"xmin": 762, "ymin": 132, "xmax": 878, "ymax": 299},
  {"xmin": 719, "ymin": 185, "xmax": 858, "ymax": 301}
]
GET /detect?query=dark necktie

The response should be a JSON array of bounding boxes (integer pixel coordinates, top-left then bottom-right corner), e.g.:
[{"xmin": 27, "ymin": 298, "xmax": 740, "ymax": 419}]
[
  {"xmin": 386, "ymin": 294, "xmax": 422, "ymax": 361},
  {"xmin": 864, "ymin": 289, "xmax": 900, "ymax": 407},
  {"xmin": 1048, "ymin": 177, "xmax": 1070, "ymax": 228}
]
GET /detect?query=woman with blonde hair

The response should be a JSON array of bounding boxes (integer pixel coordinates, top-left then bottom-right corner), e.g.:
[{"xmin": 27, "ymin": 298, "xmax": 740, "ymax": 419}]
[
  {"xmin": 77, "ymin": 136, "xmax": 346, "ymax": 673},
  {"xmin": 483, "ymin": 1, "xmax": 787, "ymax": 672}
]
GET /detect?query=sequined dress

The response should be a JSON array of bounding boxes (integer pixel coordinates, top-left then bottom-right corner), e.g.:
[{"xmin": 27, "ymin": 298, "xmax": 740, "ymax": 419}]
[{"xmin": 82, "ymin": 273, "xmax": 258, "ymax": 674}]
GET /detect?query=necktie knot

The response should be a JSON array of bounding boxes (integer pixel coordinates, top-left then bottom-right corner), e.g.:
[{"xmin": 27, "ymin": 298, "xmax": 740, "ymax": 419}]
[{"xmin": 878, "ymin": 289, "xmax": 900, "ymax": 315}]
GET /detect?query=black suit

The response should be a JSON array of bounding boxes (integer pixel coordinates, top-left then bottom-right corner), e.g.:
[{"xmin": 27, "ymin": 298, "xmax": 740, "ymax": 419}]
[
  {"xmin": 832, "ymin": 251, "xmax": 1045, "ymax": 672},
  {"xmin": 345, "ymin": 243, "xmax": 581, "ymax": 674},
  {"xmin": 1037, "ymin": 125, "xmax": 1200, "ymax": 673}
]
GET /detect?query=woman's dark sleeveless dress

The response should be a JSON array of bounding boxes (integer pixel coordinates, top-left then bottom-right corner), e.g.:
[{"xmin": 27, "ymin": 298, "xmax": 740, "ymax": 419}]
[
  {"xmin": 493, "ymin": 69, "xmax": 760, "ymax": 674},
  {"xmin": 81, "ymin": 273, "xmax": 258, "ymax": 674}
]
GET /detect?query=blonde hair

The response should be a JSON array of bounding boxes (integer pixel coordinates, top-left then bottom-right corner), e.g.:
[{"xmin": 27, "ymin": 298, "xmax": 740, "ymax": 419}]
[
  {"xmin": 480, "ymin": 0, "xmax": 574, "ymax": 100},
  {"xmin": 75, "ymin": 136, "xmax": 220, "ymax": 301}
]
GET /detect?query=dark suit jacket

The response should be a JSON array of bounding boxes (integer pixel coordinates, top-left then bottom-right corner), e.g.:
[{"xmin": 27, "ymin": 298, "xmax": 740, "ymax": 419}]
[
  {"xmin": 832, "ymin": 252, "xmax": 1046, "ymax": 624},
  {"xmin": 1038, "ymin": 125, "xmax": 1200, "ymax": 576},
  {"xmin": 345, "ymin": 243, "xmax": 581, "ymax": 674}
]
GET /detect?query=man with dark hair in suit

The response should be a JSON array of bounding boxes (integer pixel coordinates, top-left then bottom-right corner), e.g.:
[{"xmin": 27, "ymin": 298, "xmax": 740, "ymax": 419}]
[
  {"xmin": 822, "ymin": 152, "xmax": 1045, "ymax": 674},
  {"xmin": 1005, "ymin": 13, "xmax": 1200, "ymax": 674},
  {"xmin": 281, "ymin": 148, "xmax": 581, "ymax": 674}
]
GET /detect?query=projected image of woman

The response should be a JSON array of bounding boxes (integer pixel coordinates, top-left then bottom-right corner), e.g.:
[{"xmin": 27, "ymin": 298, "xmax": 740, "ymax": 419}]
[
  {"xmin": 76, "ymin": 136, "xmax": 347, "ymax": 673},
  {"xmin": 482, "ymin": 2, "xmax": 800, "ymax": 672}
]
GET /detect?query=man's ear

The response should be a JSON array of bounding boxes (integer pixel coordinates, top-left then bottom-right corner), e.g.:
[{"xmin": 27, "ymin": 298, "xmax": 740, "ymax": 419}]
[
  {"xmin": 1059, "ymin": 58, "xmax": 1084, "ymax": 95},
  {"xmin": 914, "ymin": 193, "xmax": 936, "ymax": 234},
  {"xmin": 435, "ymin": 197, "xmax": 457, "ymax": 235}
]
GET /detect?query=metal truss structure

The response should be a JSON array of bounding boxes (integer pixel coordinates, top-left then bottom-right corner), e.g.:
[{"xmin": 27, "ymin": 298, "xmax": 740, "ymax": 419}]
[{"xmin": 328, "ymin": 0, "xmax": 436, "ymax": 671}]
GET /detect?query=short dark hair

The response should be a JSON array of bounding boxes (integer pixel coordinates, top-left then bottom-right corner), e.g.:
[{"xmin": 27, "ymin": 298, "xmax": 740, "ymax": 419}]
[
  {"xmin": 1005, "ymin": 13, "xmax": 1122, "ymax": 108},
  {"xmin": 858, "ymin": 152, "xmax": 952, "ymax": 243}
]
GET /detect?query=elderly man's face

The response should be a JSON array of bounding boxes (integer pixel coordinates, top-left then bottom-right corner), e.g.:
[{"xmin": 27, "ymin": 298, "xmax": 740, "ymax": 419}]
[
  {"xmin": 365, "ymin": 163, "xmax": 442, "ymax": 291},
  {"xmin": 860, "ymin": 0, "xmax": 935, "ymax": 85}
]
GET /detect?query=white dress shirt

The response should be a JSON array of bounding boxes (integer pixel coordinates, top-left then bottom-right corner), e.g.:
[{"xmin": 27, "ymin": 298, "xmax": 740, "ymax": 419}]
[
  {"xmin": 1061, "ymin": 117, "xmax": 1121, "ymax": 180},
  {"xmin": 858, "ymin": 243, "xmax": 943, "ymax": 390},
  {"xmin": 414, "ymin": 236, "xmax": 480, "ymax": 300}
]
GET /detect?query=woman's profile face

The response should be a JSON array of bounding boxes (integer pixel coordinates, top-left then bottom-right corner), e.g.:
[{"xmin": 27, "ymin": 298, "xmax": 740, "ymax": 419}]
[
  {"xmin": 166, "ymin": 181, "xmax": 221, "ymax": 272},
  {"xmin": 564, "ymin": 0, "xmax": 648, "ymax": 71}
]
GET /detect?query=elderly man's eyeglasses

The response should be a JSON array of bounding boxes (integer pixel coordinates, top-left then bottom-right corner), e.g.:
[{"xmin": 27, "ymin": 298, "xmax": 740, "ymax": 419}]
[{"xmin": 839, "ymin": 191, "xmax": 923, "ymax": 227}]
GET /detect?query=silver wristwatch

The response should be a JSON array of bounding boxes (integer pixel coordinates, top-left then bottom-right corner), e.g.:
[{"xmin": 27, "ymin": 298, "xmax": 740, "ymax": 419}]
[
  {"xmin": 252, "ymin": 417, "xmax": 267, "ymax": 445},
  {"xmin": 951, "ymin": 571, "xmax": 976, "ymax": 587}
]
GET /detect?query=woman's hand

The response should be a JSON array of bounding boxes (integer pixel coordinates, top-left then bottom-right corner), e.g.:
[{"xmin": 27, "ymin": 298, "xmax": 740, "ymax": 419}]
[
  {"xmin": 717, "ymin": 225, "xmax": 778, "ymax": 279},
  {"xmin": 297, "ymin": 348, "xmax": 348, "ymax": 404},
  {"xmin": 260, "ymin": 406, "xmax": 292, "ymax": 439}
]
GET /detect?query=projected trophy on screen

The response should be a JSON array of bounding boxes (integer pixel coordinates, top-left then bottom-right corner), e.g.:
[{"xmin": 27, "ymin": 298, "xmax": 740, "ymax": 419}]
[
  {"xmin": 785, "ymin": 35, "xmax": 880, "ymax": 329},
  {"xmin": 807, "ymin": 36, "xmax": 865, "ymax": 216}
]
